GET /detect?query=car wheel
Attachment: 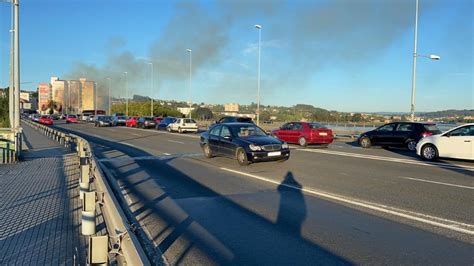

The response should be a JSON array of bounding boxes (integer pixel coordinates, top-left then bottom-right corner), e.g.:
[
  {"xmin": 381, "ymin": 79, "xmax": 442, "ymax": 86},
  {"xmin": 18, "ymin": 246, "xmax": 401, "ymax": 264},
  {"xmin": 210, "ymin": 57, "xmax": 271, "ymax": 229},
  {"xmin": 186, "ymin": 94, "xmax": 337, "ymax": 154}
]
[
  {"xmin": 202, "ymin": 144, "xmax": 213, "ymax": 158},
  {"xmin": 236, "ymin": 148, "xmax": 250, "ymax": 166},
  {"xmin": 421, "ymin": 144, "xmax": 438, "ymax": 161},
  {"xmin": 167, "ymin": 126, "xmax": 172, "ymax": 132},
  {"xmin": 298, "ymin": 137, "xmax": 307, "ymax": 147},
  {"xmin": 359, "ymin": 137, "xmax": 371, "ymax": 148},
  {"xmin": 407, "ymin": 140, "xmax": 417, "ymax": 151}
]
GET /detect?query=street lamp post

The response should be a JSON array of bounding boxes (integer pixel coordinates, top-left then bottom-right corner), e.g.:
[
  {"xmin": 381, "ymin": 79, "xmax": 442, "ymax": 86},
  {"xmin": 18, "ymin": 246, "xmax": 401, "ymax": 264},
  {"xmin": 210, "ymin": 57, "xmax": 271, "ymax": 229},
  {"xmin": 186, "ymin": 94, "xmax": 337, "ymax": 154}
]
[
  {"xmin": 410, "ymin": 0, "xmax": 440, "ymax": 122},
  {"xmin": 107, "ymin": 77, "xmax": 111, "ymax": 115},
  {"xmin": 148, "ymin": 62, "xmax": 154, "ymax": 117},
  {"xmin": 124, "ymin": 72, "xmax": 128, "ymax": 117},
  {"xmin": 186, "ymin": 49, "xmax": 192, "ymax": 119},
  {"xmin": 255, "ymin": 24, "xmax": 262, "ymax": 125}
]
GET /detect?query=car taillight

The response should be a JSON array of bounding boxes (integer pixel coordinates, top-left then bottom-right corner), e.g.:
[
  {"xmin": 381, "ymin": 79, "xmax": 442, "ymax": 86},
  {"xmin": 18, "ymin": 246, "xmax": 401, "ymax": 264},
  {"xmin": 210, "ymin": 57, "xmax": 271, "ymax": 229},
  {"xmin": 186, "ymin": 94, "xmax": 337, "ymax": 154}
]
[{"xmin": 421, "ymin": 132, "xmax": 433, "ymax": 138}]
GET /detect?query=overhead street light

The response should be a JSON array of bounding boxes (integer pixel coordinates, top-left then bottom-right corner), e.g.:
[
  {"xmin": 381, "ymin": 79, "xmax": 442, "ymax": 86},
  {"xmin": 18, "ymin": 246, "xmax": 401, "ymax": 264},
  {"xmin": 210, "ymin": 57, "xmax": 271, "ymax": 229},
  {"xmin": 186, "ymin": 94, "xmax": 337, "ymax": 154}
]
[
  {"xmin": 186, "ymin": 49, "xmax": 192, "ymax": 119},
  {"xmin": 410, "ymin": 0, "xmax": 440, "ymax": 122},
  {"xmin": 254, "ymin": 24, "xmax": 262, "ymax": 125}
]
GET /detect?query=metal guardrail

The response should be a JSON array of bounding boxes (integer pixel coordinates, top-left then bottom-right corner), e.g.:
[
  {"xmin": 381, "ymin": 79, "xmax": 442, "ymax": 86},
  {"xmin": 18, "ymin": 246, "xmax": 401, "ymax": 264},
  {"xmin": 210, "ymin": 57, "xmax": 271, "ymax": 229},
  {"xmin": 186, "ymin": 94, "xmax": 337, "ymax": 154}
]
[
  {"xmin": 22, "ymin": 119, "xmax": 151, "ymax": 265},
  {"xmin": 0, "ymin": 128, "xmax": 22, "ymax": 163}
]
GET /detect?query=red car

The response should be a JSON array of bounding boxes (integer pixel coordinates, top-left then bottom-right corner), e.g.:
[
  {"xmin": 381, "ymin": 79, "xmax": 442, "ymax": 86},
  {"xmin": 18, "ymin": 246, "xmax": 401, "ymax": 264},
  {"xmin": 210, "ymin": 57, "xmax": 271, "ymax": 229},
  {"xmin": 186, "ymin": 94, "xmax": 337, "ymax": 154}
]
[
  {"xmin": 126, "ymin": 116, "xmax": 139, "ymax": 127},
  {"xmin": 39, "ymin": 115, "xmax": 53, "ymax": 125},
  {"xmin": 66, "ymin": 114, "xmax": 78, "ymax": 123},
  {"xmin": 271, "ymin": 122, "xmax": 334, "ymax": 147}
]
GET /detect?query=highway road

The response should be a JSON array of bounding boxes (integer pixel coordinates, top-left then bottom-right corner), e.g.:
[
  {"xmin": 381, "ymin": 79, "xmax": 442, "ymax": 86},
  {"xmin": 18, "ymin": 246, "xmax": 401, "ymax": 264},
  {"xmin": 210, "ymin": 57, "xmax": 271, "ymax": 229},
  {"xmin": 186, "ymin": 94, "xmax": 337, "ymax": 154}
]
[{"xmin": 52, "ymin": 121, "xmax": 474, "ymax": 265}]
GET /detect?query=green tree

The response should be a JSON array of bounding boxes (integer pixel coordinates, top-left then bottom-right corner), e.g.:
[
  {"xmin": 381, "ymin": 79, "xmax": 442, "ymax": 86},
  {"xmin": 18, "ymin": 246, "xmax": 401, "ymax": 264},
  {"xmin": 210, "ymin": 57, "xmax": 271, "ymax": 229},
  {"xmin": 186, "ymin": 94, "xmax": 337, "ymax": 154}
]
[{"xmin": 192, "ymin": 107, "xmax": 213, "ymax": 120}]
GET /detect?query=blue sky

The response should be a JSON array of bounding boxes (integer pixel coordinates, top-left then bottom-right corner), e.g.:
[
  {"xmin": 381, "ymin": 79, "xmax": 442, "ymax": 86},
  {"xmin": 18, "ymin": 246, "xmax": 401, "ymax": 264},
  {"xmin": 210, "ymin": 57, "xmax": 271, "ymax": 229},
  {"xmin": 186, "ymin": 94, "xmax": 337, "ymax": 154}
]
[{"xmin": 0, "ymin": 0, "xmax": 472, "ymax": 112}]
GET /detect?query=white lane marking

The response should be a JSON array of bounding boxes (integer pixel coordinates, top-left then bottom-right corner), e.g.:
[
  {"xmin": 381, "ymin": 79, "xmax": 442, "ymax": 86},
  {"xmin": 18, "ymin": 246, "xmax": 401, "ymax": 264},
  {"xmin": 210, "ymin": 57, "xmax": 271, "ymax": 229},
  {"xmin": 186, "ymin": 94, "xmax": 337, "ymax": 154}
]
[
  {"xmin": 131, "ymin": 133, "xmax": 141, "ymax": 136},
  {"xmin": 164, "ymin": 153, "xmax": 171, "ymax": 155},
  {"xmin": 109, "ymin": 129, "xmax": 116, "ymax": 132},
  {"xmin": 298, "ymin": 149, "xmax": 474, "ymax": 171},
  {"xmin": 399, "ymin": 176, "xmax": 474, "ymax": 190},
  {"xmin": 167, "ymin": 140, "xmax": 185, "ymax": 144},
  {"xmin": 122, "ymin": 142, "xmax": 136, "ymax": 147},
  {"xmin": 125, "ymin": 126, "xmax": 200, "ymax": 139},
  {"xmin": 220, "ymin": 167, "xmax": 474, "ymax": 235}
]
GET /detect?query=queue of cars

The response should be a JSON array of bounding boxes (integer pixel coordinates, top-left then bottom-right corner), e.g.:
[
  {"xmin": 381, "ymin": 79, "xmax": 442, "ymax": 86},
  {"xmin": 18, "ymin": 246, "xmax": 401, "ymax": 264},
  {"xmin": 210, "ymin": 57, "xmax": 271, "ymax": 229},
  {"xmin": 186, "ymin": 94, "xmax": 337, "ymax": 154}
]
[{"xmin": 27, "ymin": 112, "xmax": 472, "ymax": 163}]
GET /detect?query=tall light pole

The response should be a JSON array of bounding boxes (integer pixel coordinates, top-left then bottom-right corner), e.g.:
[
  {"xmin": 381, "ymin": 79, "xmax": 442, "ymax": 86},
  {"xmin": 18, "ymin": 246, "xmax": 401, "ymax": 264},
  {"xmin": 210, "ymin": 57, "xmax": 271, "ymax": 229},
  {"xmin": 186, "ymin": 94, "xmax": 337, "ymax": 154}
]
[
  {"xmin": 255, "ymin": 24, "xmax": 262, "ymax": 125},
  {"xmin": 124, "ymin": 72, "xmax": 128, "ymax": 117},
  {"xmin": 107, "ymin": 77, "xmax": 111, "ymax": 115},
  {"xmin": 148, "ymin": 62, "xmax": 154, "ymax": 116},
  {"xmin": 186, "ymin": 49, "xmax": 192, "ymax": 119},
  {"xmin": 8, "ymin": 2, "xmax": 14, "ymax": 128},
  {"xmin": 410, "ymin": 0, "xmax": 440, "ymax": 122},
  {"xmin": 13, "ymin": 0, "xmax": 20, "ymax": 129}
]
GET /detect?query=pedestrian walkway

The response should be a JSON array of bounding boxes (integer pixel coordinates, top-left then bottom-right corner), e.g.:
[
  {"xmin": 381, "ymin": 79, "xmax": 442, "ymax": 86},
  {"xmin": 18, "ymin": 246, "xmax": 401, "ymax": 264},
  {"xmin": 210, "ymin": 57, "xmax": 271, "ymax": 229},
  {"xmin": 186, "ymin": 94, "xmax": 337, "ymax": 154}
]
[{"xmin": 0, "ymin": 123, "xmax": 86, "ymax": 265}]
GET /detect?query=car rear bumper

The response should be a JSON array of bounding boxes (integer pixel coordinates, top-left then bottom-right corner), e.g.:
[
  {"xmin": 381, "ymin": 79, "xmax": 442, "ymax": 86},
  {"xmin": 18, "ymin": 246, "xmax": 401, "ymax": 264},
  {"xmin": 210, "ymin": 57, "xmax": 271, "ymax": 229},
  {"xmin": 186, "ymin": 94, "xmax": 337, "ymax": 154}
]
[
  {"xmin": 308, "ymin": 137, "xmax": 334, "ymax": 144},
  {"xmin": 248, "ymin": 150, "xmax": 290, "ymax": 162}
]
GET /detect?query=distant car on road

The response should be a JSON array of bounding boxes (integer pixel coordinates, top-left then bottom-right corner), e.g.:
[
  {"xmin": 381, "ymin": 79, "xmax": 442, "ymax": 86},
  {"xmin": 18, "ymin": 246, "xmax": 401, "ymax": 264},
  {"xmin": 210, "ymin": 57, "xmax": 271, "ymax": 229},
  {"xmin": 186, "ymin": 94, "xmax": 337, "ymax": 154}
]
[
  {"xmin": 137, "ymin": 116, "xmax": 156, "ymax": 129},
  {"xmin": 81, "ymin": 113, "xmax": 92, "ymax": 121},
  {"xmin": 216, "ymin": 116, "xmax": 253, "ymax": 124},
  {"xmin": 200, "ymin": 123, "xmax": 290, "ymax": 165},
  {"xmin": 156, "ymin": 117, "xmax": 176, "ymax": 130},
  {"xmin": 50, "ymin": 114, "xmax": 60, "ymax": 120},
  {"xmin": 358, "ymin": 122, "xmax": 441, "ymax": 151},
  {"xmin": 39, "ymin": 115, "xmax": 53, "ymax": 125},
  {"xmin": 271, "ymin": 122, "xmax": 334, "ymax": 147},
  {"xmin": 168, "ymin": 118, "xmax": 198, "ymax": 133},
  {"xmin": 88, "ymin": 115, "xmax": 96, "ymax": 123},
  {"xmin": 65, "ymin": 114, "xmax": 78, "ymax": 123},
  {"xmin": 417, "ymin": 123, "xmax": 473, "ymax": 161},
  {"xmin": 126, "ymin": 116, "xmax": 139, "ymax": 127},
  {"xmin": 111, "ymin": 115, "xmax": 127, "ymax": 126},
  {"xmin": 94, "ymin": 115, "xmax": 112, "ymax": 127}
]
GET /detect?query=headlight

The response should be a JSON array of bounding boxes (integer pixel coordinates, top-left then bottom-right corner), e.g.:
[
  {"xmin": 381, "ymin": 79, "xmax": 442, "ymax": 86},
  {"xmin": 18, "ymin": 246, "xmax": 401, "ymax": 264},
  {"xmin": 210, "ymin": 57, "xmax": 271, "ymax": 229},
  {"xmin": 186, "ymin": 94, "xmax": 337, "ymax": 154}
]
[
  {"xmin": 249, "ymin": 144, "xmax": 261, "ymax": 151},
  {"xmin": 282, "ymin": 142, "xmax": 289, "ymax": 149}
]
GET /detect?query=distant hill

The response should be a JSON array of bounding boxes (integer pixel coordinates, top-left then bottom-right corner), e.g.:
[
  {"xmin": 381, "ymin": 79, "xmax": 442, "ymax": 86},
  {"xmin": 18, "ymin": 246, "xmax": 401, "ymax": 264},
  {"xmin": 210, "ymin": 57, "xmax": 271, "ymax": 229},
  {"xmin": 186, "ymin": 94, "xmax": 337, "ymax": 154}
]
[{"xmin": 420, "ymin": 109, "xmax": 473, "ymax": 118}]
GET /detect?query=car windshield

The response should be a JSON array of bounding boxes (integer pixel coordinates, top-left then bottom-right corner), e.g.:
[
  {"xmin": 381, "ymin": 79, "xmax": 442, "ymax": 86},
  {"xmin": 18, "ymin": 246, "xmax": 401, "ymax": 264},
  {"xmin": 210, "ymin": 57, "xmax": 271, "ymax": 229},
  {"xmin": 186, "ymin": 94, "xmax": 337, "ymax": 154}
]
[
  {"xmin": 144, "ymin": 117, "xmax": 154, "ymax": 121},
  {"xmin": 230, "ymin": 125, "xmax": 267, "ymax": 137},
  {"xmin": 100, "ymin": 116, "xmax": 111, "ymax": 120},
  {"xmin": 117, "ymin": 116, "xmax": 126, "ymax": 119},
  {"xmin": 309, "ymin": 123, "xmax": 326, "ymax": 129}
]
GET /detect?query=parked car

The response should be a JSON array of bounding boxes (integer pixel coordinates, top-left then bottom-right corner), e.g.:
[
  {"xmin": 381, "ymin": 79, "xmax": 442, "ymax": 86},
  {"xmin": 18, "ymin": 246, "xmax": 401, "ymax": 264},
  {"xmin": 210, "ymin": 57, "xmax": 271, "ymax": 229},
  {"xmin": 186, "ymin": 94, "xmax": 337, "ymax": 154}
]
[
  {"xmin": 65, "ymin": 114, "xmax": 78, "ymax": 123},
  {"xmin": 88, "ymin": 115, "xmax": 95, "ymax": 123},
  {"xmin": 358, "ymin": 122, "xmax": 441, "ymax": 151},
  {"xmin": 167, "ymin": 118, "xmax": 198, "ymax": 133},
  {"xmin": 39, "ymin": 115, "xmax": 53, "ymax": 125},
  {"xmin": 137, "ymin": 116, "xmax": 156, "ymax": 129},
  {"xmin": 417, "ymin": 123, "xmax": 473, "ymax": 161},
  {"xmin": 156, "ymin": 117, "xmax": 176, "ymax": 130},
  {"xmin": 31, "ymin": 114, "xmax": 41, "ymax": 122},
  {"xmin": 216, "ymin": 116, "xmax": 253, "ymax": 124},
  {"xmin": 200, "ymin": 123, "xmax": 290, "ymax": 165},
  {"xmin": 94, "ymin": 115, "xmax": 112, "ymax": 127},
  {"xmin": 111, "ymin": 115, "xmax": 127, "ymax": 126},
  {"xmin": 271, "ymin": 122, "xmax": 334, "ymax": 147},
  {"xmin": 50, "ymin": 114, "xmax": 60, "ymax": 120},
  {"xmin": 81, "ymin": 113, "xmax": 92, "ymax": 121},
  {"xmin": 126, "ymin": 116, "xmax": 139, "ymax": 127},
  {"xmin": 60, "ymin": 114, "xmax": 68, "ymax": 119}
]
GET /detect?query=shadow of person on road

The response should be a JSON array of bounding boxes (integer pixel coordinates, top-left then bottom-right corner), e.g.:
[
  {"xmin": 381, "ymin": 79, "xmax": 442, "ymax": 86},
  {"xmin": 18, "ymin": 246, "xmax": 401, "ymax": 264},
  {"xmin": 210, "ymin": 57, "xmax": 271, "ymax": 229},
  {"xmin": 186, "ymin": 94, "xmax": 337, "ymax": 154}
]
[{"xmin": 276, "ymin": 172, "xmax": 307, "ymax": 235}]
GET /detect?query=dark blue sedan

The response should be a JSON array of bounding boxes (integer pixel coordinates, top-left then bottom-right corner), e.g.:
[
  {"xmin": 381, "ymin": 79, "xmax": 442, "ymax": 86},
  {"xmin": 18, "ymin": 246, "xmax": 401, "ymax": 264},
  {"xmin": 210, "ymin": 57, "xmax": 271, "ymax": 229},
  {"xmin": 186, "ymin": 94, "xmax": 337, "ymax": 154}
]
[
  {"xmin": 200, "ymin": 123, "xmax": 290, "ymax": 165},
  {"xmin": 156, "ymin": 117, "xmax": 177, "ymax": 130}
]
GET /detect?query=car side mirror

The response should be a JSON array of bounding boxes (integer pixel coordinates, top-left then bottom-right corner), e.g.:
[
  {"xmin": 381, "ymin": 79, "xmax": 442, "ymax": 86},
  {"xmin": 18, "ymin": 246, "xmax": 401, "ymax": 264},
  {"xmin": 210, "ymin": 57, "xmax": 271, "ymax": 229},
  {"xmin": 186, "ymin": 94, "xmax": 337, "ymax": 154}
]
[{"xmin": 443, "ymin": 133, "xmax": 450, "ymax": 138}]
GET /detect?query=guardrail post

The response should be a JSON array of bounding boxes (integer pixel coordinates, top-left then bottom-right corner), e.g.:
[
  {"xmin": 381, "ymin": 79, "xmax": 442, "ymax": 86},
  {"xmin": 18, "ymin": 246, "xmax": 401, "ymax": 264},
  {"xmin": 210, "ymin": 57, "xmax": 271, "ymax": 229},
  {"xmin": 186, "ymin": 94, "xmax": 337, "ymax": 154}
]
[
  {"xmin": 80, "ymin": 165, "xmax": 90, "ymax": 200},
  {"xmin": 82, "ymin": 191, "xmax": 96, "ymax": 235},
  {"xmin": 88, "ymin": 235, "xmax": 109, "ymax": 264}
]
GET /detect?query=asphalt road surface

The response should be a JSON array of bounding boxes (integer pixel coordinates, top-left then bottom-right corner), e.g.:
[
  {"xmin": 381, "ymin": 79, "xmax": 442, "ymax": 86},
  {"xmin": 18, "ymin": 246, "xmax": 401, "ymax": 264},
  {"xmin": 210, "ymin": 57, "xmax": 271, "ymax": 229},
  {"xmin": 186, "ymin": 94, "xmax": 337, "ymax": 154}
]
[{"xmin": 52, "ymin": 120, "xmax": 474, "ymax": 265}]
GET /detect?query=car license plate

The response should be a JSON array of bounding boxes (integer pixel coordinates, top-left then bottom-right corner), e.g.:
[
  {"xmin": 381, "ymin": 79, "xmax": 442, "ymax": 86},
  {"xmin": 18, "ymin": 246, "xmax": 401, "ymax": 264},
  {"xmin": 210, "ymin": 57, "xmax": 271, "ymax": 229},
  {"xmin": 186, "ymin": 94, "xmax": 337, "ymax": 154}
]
[
  {"xmin": 319, "ymin": 132, "xmax": 328, "ymax": 136},
  {"xmin": 268, "ymin": 151, "xmax": 281, "ymax": 157}
]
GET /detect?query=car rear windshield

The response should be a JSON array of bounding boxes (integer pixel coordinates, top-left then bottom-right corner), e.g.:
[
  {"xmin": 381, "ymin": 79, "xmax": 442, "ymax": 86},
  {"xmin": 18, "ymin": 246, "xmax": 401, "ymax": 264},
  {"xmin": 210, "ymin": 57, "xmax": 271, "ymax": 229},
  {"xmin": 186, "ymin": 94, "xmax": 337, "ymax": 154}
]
[
  {"xmin": 309, "ymin": 123, "xmax": 327, "ymax": 129},
  {"xmin": 423, "ymin": 124, "xmax": 441, "ymax": 134},
  {"xmin": 230, "ymin": 125, "xmax": 267, "ymax": 137}
]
